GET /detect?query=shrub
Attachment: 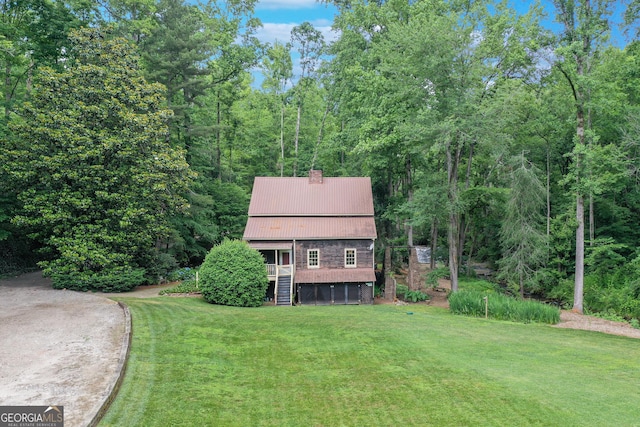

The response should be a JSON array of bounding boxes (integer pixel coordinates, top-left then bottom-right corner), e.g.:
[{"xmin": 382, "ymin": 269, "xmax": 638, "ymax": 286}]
[
  {"xmin": 166, "ymin": 267, "xmax": 197, "ymax": 283},
  {"xmin": 405, "ymin": 289, "xmax": 429, "ymax": 302},
  {"xmin": 394, "ymin": 283, "xmax": 429, "ymax": 302},
  {"xmin": 448, "ymin": 290, "xmax": 560, "ymax": 324},
  {"xmin": 396, "ymin": 283, "xmax": 409, "ymax": 299},
  {"xmin": 425, "ymin": 267, "xmax": 450, "ymax": 288},
  {"xmin": 50, "ymin": 268, "xmax": 146, "ymax": 292},
  {"xmin": 159, "ymin": 279, "xmax": 199, "ymax": 295},
  {"xmin": 199, "ymin": 240, "xmax": 268, "ymax": 307}
]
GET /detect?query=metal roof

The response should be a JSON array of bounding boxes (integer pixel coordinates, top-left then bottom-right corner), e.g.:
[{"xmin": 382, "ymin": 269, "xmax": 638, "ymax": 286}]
[
  {"xmin": 295, "ymin": 268, "xmax": 376, "ymax": 284},
  {"xmin": 243, "ymin": 217, "xmax": 377, "ymax": 240},
  {"xmin": 246, "ymin": 242, "xmax": 293, "ymax": 250},
  {"xmin": 248, "ymin": 176, "xmax": 375, "ymax": 216}
]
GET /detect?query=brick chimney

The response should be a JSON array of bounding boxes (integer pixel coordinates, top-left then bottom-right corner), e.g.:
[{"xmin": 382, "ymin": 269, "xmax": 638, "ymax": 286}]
[{"xmin": 309, "ymin": 169, "xmax": 323, "ymax": 184}]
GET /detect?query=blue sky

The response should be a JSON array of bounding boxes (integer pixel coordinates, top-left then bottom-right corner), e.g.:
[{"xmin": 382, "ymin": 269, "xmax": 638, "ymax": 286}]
[
  {"xmin": 250, "ymin": 0, "xmax": 629, "ymax": 86},
  {"xmin": 254, "ymin": 0, "xmax": 339, "ymax": 46},
  {"xmin": 252, "ymin": 0, "xmax": 630, "ymax": 47}
]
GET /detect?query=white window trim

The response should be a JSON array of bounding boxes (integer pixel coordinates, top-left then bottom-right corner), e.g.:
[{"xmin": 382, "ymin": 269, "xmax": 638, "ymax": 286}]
[
  {"xmin": 307, "ymin": 249, "xmax": 319, "ymax": 269},
  {"xmin": 345, "ymin": 248, "xmax": 357, "ymax": 268}
]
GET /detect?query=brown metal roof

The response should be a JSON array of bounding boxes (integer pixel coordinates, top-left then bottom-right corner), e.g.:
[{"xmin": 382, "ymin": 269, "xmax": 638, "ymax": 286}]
[
  {"xmin": 295, "ymin": 268, "xmax": 376, "ymax": 284},
  {"xmin": 246, "ymin": 242, "xmax": 292, "ymax": 250},
  {"xmin": 248, "ymin": 176, "xmax": 374, "ymax": 216},
  {"xmin": 243, "ymin": 217, "xmax": 377, "ymax": 240}
]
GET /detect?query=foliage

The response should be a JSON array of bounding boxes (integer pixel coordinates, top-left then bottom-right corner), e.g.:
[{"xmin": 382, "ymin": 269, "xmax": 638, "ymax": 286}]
[
  {"xmin": 50, "ymin": 267, "xmax": 146, "ymax": 292},
  {"xmin": 497, "ymin": 154, "xmax": 548, "ymax": 297},
  {"xmin": 102, "ymin": 299, "xmax": 640, "ymax": 426},
  {"xmin": 199, "ymin": 239, "xmax": 268, "ymax": 307},
  {"xmin": 404, "ymin": 289, "xmax": 429, "ymax": 302},
  {"xmin": 458, "ymin": 277, "xmax": 501, "ymax": 294},
  {"xmin": 394, "ymin": 283, "xmax": 429, "ymax": 302},
  {"xmin": 2, "ymin": 27, "xmax": 192, "ymax": 290},
  {"xmin": 425, "ymin": 267, "xmax": 450, "ymax": 288},
  {"xmin": 166, "ymin": 267, "xmax": 197, "ymax": 282},
  {"xmin": 159, "ymin": 279, "xmax": 199, "ymax": 295},
  {"xmin": 448, "ymin": 290, "xmax": 560, "ymax": 324},
  {"xmin": 395, "ymin": 283, "xmax": 409, "ymax": 299}
]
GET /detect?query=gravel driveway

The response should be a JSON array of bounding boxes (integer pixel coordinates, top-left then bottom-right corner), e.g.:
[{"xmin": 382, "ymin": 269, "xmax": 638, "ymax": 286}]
[{"xmin": 0, "ymin": 272, "xmax": 130, "ymax": 427}]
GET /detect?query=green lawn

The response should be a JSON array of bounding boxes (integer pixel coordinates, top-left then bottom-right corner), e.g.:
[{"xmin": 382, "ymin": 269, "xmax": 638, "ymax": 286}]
[{"xmin": 100, "ymin": 298, "xmax": 640, "ymax": 427}]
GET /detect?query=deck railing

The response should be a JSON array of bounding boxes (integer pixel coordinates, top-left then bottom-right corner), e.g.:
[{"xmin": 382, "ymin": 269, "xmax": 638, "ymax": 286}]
[
  {"xmin": 266, "ymin": 264, "xmax": 293, "ymax": 277},
  {"xmin": 266, "ymin": 264, "xmax": 277, "ymax": 276}
]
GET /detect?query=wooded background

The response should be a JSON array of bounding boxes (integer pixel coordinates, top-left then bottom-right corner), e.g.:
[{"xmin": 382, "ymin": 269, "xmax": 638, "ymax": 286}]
[{"xmin": 1, "ymin": 0, "xmax": 640, "ymax": 317}]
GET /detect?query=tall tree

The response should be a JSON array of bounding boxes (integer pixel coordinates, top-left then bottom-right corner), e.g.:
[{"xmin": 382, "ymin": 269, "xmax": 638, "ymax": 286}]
[
  {"xmin": 261, "ymin": 41, "xmax": 293, "ymax": 177},
  {"xmin": 290, "ymin": 22, "xmax": 324, "ymax": 176},
  {"xmin": 2, "ymin": 27, "xmax": 192, "ymax": 290},
  {"xmin": 498, "ymin": 154, "xmax": 548, "ymax": 298},
  {"xmin": 553, "ymin": 0, "xmax": 614, "ymax": 313}
]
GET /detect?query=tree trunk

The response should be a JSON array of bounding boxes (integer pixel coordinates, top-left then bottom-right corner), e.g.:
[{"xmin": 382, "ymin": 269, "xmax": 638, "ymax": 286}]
[
  {"xmin": 588, "ymin": 103, "xmax": 595, "ymax": 246},
  {"xmin": 384, "ymin": 246, "xmax": 396, "ymax": 301},
  {"xmin": 406, "ymin": 157, "xmax": 413, "ymax": 247},
  {"xmin": 280, "ymin": 103, "xmax": 285, "ymax": 177},
  {"xmin": 574, "ymin": 101, "xmax": 586, "ymax": 313},
  {"xmin": 430, "ymin": 218, "xmax": 438, "ymax": 270},
  {"xmin": 589, "ymin": 194, "xmax": 595, "ymax": 245},
  {"xmin": 547, "ymin": 145, "xmax": 551, "ymax": 239},
  {"xmin": 446, "ymin": 136, "xmax": 462, "ymax": 292},
  {"xmin": 449, "ymin": 211, "xmax": 459, "ymax": 292},
  {"xmin": 293, "ymin": 102, "xmax": 301, "ymax": 177},
  {"xmin": 574, "ymin": 193, "xmax": 585, "ymax": 313},
  {"xmin": 311, "ymin": 103, "xmax": 330, "ymax": 170},
  {"xmin": 519, "ymin": 270, "xmax": 524, "ymax": 299},
  {"xmin": 216, "ymin": 100, "xmax": 222, "ymax": 180}
]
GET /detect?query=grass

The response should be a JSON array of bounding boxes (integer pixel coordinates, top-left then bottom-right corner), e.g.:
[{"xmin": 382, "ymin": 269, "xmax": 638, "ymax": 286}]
[
  {"xmin": 449, "ymin": 290, "xmax": 561, "ymax": 324},
  {"xmin": 100, "ymin": 298, "xmax": 640, "ymax": 427}
]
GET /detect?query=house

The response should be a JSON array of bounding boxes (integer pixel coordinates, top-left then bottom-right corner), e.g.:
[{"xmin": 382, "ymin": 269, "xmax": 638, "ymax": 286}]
[{"xmin": 243, "ymin": 170, "xmax": 377, "ymax": 305}]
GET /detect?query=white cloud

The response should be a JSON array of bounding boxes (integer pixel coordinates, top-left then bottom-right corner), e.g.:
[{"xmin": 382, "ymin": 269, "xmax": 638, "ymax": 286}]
[
  {"xmin": 256, "ymin": 21, "xmax": 339, "ymax": 45},
  {"xmin": 256, "ymin": 0, "xmax": 319, "ymax": 9}
]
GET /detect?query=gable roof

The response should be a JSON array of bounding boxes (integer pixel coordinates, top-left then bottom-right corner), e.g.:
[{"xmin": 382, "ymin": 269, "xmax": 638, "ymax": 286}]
[
  {"xmin": 243, "ymin": 175, "xmax": 377, "ymax": 241},
  {"xmin": 248, "ymin": 177, "xmax": 374, "ymax": 216}
]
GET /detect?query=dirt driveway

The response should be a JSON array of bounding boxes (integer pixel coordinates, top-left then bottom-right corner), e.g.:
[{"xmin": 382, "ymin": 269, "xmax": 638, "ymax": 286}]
[{"xmin": 0, "ymin": 272, "xmax": 130, "ymax": 427}]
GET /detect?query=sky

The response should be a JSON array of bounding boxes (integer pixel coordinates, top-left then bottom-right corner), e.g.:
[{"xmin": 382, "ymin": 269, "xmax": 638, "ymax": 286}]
[
  {"xmin": 254, "ymin": 0, "xmax": 339, "ymax": 47},
  {"xmin": 250, "ymin": 0, "xmax": 630, "ymax": 87},
  {"xmin": 251, "ymin": 0, "xmax": 338, "ymax": 87}
]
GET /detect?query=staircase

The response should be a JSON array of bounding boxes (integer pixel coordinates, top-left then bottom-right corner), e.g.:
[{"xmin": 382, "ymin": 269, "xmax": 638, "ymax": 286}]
[{"xmin": 276, "ymin": 275, "xmax": 292, "ymax": 306}]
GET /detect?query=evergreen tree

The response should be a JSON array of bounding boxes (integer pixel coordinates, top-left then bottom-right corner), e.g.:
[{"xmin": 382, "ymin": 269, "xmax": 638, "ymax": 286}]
[
  {"xmin": 2, "ymin": 27, "xmax": 192, "ymax": 290},
  {"xmin": 498, "ymin": 154, "xmax": 548, "ymax": 298}
]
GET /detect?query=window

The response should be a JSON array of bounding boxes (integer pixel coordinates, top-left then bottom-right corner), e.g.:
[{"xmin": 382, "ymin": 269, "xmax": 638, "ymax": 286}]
[
  {"xmin": 308, "ymin": 249, "xmax": 319, "ymax": 268},
  {"xmin": 345, "ymin": 248, "xmax": 356, "ymax": 268}
]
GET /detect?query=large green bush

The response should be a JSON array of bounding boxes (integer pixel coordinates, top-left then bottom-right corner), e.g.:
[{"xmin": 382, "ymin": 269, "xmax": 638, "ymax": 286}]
[{"xmin": 199, "ymin": 240, "xmax": 268, "ymax": 307}]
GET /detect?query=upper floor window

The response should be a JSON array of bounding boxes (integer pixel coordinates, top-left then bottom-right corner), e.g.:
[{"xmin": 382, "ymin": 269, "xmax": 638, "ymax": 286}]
[
  {"xmin": 345, "ymin": 248, "xmax": 356, "ymax": 268},
  {"xmin": 308, "ymin": 249, "xmax": 319, "ymax": 268}
]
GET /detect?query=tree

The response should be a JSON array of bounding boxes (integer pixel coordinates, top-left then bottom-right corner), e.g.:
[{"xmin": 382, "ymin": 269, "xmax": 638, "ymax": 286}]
[
  {"xmin": 2, "ymin": 27, "xmax": 192, "ymax": 290},
  {"xmin": 552, "ymin": 0, "xmax": 615, "ymax": 313},
  {"xmin": 498, "ymin": 154, "xmax": 548, "ymax": 298},
  {"xmin": 262, "ymin": 41, "xmax": 293, "ymax": 177},
  {"xmin": 327, "ymin": 0, "xmax": 546, "ymax": 291},
  {"xmin": 290, "ymin": 22, "xmax": 324, "ymax": 176}
]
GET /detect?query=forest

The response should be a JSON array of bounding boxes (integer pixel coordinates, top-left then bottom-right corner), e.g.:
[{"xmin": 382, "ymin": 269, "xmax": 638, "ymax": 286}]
[{"xmin": 1, "ymin": 0, "xmax": 640, "ymax": 320}]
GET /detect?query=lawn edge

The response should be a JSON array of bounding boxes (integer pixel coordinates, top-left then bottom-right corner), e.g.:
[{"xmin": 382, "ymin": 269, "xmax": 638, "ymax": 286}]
[{"xmin": 89, "ymin": 301, "xmax": 132, "ymax": 427}]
